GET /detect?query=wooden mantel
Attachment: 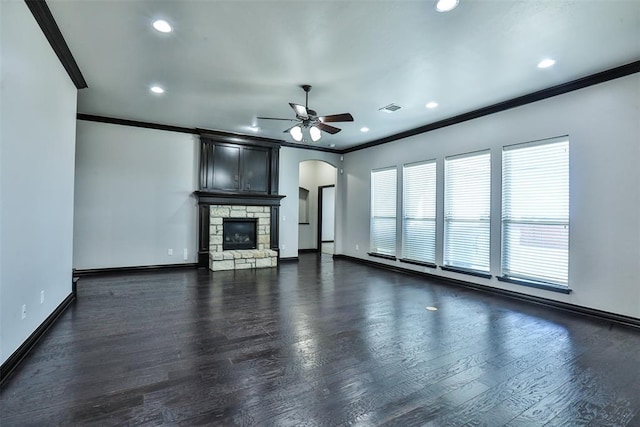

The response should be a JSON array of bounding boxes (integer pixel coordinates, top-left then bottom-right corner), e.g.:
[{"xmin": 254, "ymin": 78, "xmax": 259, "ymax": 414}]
[{"xmin": 194, "ymin": 191, "xmax": 285, "ymax": 207}]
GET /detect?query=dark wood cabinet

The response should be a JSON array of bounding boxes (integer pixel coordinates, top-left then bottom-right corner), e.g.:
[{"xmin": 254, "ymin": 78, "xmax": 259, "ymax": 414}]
[
  {"xmin": 212, "ymin": 144, "xmax": 240, "ymax": 191},
  {"xmin": 199, "ymin": 134, "xmax": 278, "ymax": 195},
  {"xmin": 240, "ymin": 146, "xmax": 269, "ymax": 193}
]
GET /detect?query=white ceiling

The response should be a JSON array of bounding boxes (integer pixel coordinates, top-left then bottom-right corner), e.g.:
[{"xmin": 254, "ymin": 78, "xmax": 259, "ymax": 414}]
[{"xmin": 48, "ymin": 0, "xmax": 640, "ymax": 150}]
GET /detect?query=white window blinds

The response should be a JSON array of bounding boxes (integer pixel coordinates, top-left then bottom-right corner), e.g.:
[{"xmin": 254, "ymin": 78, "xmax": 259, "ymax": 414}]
[
  {"xmin": 502, "ymin": 138, "xmax": 569, "ymax": 286},
  {"xmin": 371, "ymin": 167, "xmax": 397, "ymax": 256},
  {"xmin": 444, "ymin": 151, "xmax": 491, "ymax": 272},
  {"xmin": 402, "ymin": 160, "xmax": 436, "ymax": 263}
]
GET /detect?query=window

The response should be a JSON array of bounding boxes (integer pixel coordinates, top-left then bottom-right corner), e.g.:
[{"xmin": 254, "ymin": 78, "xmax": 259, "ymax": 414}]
[
  {"xmin": 370, "ymin": 167, "xmax": 397, "ymax": 256},
  {"xmin": 402, "ymin": 160, "xmax": 436, "ymax": 263},
  {"xmin": 444, "ymin": 151, "xmax": 491, "ymax": 272},
  {"xmin": 502, "ymin": 138, "xmax": 569, "ymax": 286}
]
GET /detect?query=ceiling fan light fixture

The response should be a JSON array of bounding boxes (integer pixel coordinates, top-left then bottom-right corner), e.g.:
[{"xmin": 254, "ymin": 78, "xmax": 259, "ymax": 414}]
[
  {"xmin": 152, "ymin": 19, "xmax": 172, "ymax": 33},
  {"xmin": 309, "ymin": 126, "xmax": 322, "ymax": 142},
  {"xmin": 290, "ymin": 126, "xmax": 303, "ymax": 142},
  {"xmin": 435, "ymin": 0, "xmax": 459, "ymax": 12},
  {"xmin": 537, "ymin": 58, "xmax": 556, "ymax": 69}
]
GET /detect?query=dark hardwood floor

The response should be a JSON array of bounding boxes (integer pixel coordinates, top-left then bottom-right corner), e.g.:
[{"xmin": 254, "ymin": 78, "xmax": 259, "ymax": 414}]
[{"xmin": 2, "ymin": 253, "xmax": 640, "ymax": 426}]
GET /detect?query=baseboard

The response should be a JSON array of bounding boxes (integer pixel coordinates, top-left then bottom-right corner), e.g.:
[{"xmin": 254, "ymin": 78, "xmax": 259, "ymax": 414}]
[
  {"xmin": 333, "ymin": 254, "xmax": 640, "ymax": 330},
  {"xmin": 298, "ymin": 249, "xmax": 319, "ymax": 254},
  {"xmin": 73, "ymin": 263, "xmax": 199, "ymax": 277},
  {"xmin": 279, "ymin": 257, "xmax": 299, "ymax": 263},
  {"xmin": 1, "ymin": 292, "xmax": 76, "ymax": 387}
]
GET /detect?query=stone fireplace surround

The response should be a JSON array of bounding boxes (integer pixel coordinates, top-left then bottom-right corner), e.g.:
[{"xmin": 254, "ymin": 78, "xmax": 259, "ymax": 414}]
[{"xmin": 209, "ymin": 204, "xmax": 278, "ymax": 271}]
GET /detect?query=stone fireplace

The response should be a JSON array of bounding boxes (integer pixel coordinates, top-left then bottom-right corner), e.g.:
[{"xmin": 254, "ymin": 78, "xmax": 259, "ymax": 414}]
[
  {"xmin": 209, "ymin": 204, "xmax": 278, "ymax": 271},
  {"xmin": 194, "ymin": 130, "xmax": 284, "ymax": 271}
]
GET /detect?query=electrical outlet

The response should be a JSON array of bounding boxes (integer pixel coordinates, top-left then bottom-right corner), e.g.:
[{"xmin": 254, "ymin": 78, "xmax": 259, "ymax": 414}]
[
  {"xmin": 282, "ymin": 215, "xmax": 286, "ymax": 221},
  {"xmin": 22, "ymin": 304, "xmax": 27, "ymax": 320},
  {"xmin": 356, "ymin": 244, "xmax": 359, "ymax": 251},
  {"xmin": 281, "ymin": 244, "xmax": 286, "ymax": 250},
  {"xmin": 183, "ymin": 248, "xmax": 188, "ymax": 260},
  {"xmin": 168, "ymin": 248, "xmax": 173, "ymax": 256},
  {"xmin": 40, "ymin": 290, "xmax": 45, "ymax": 304}
]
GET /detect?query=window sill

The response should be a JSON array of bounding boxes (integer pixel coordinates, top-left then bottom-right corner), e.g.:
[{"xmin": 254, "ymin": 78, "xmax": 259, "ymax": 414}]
[
  {"xmin": 368, "ymin": 252, "xmax": 397, "ymax": 261},
  {"xmin": 497, "ymin": 276, "xmax": 572, "ymax": 294},
  {"xmin": 399, "ymin": 258, "xmax": 437, "ymax": 268},
  {"xmin": 440, "ymin": 265, "xmax": 492, "ymax": 279}
]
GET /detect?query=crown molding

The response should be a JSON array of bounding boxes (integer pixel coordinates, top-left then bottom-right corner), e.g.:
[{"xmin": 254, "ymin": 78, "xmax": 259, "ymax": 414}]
[
  {"xmin": 25, "ymin": 0, "xmax": 87, "ymax": 89},
  {"xmin": 341, "ymin": 60, "xmax": 640, "ymax": 154}
]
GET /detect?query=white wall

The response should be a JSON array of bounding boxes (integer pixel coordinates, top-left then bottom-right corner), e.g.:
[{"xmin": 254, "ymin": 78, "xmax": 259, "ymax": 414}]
[
  {"xmin": 279, "ymin": 148, "xmax": 341, "ymax": 258},
  {"xmin": 1, "ymin": 1, "xmax": 78, "ymax": 364},
  {"xmin": 298, "ymin": 160, "xmax": 336, "ymax": 250},
  {"xmin": 341, "ymin": 74, "xmax": 640, "ymax": 319},
  {"xmin": 73, "ymin": 121, "xmax": 199, "ymax": 269}
]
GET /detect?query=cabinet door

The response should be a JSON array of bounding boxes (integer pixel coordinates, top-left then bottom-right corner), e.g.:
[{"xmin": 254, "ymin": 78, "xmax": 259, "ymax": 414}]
[
  {"xmin": 212, "ymin": 144, "xmax": 240, "ymax": 191},
  {"xmin": 241, "ymin": 147, "xmax": 269, "ymax": 193}
]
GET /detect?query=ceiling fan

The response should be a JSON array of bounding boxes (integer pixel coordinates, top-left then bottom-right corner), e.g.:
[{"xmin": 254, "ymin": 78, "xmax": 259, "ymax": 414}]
[{"xmin": 257, "ymin": 85, "xmax": 354, "ymax": 142}]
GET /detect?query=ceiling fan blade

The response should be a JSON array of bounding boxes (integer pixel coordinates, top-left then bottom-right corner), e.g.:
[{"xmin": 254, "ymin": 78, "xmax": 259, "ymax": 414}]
[
  {"xmin": 289, "ymin": 103, "xmax": 309, "ymax": 119},
  {"xmin": 316, "ymin": 122, "xmax": 341, "ymax": 135},
  {"xmin": 318, "ymin": 113, "xmax": 354, "ymax": 123},
  {"xmin": 256, "ymin": 117, "xmax": 297, "ymax": 121}
]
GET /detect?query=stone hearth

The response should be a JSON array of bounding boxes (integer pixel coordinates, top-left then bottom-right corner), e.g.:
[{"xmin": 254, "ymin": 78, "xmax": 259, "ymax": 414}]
[{"xmin": 209, "ymin": 205, "xmax": 277, "ymax": 271}]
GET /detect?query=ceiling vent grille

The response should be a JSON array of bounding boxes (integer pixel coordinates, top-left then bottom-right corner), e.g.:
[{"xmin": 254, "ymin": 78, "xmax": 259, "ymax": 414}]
[{"xmin": 379, "ymin": 103, "xmax": 402, "ymax": 113}]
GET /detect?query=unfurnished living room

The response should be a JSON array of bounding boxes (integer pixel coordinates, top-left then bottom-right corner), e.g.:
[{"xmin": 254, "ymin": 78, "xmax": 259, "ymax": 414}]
[{"xmin": 1, "ymin": 0, "xmax": 640, "ymax": 425}]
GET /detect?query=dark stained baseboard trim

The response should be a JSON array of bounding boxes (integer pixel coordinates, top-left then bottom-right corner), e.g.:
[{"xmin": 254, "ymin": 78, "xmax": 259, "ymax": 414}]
[
  {"xmin": 279, "ymin": 257, "xmax": 299, "ymax": 263},
  {"xmin": 73, "ymin": 263, "xmax": 198, "ymax": 277},
  {"xmin": 333, "ymin": 254, "xmax": 640, "ymax": 330},
  {"xmin": 367, "ymin": 252, "xmax": 397, "ymax": 261},
  {"xmin": 1, "ymin": 292, "xmax": 76, "ymax": 387},
  {"xmin": 25, "ymin": 0, "xmax": 87, "ymax": 89},
  {"xmin": 298, "ymin": 249, "xmax": 319, "ymax": 254},
  {"xmin": 342, "ymin": 60, "xmax": 640, "ymax": 153}
]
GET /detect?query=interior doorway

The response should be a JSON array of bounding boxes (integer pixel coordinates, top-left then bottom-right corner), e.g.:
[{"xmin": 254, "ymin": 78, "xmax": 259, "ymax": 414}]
[
  {"xmin": 298, "ymin": 160, "xmax": 336, "ymax": 254},
  {"xmin": 318, "ymin": 185, "xmax": 335, "ymax": 254}
]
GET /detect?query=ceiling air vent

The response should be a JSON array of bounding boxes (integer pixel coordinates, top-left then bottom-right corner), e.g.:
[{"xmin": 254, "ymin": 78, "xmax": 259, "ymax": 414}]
[{"xmin": 379, "ymin": 103, "xmax": 402, "ymax": 113}]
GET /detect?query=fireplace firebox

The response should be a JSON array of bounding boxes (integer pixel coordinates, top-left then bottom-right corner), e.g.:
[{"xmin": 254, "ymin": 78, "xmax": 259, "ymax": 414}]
[{"xmin": 223, "ymin": 218, "xmax": 258, "ymax": 250}]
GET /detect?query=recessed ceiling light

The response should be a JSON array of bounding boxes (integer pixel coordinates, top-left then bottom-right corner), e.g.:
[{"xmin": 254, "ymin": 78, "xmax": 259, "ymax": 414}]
[
  {"xmin": 153, "ymin": 19, "xmax": 172, "ymax": 33},
  {"xmin": 435, "ymin": 0, "xmax": 459, "ymax": 12},
  {"xmin": 150, "ymin": 86, "xmax": 165, "ymax": 94},
  {"xmin": 360, "ymin": 127, "xmax": 369, "ymax": 132},
  {"xmin": 426, "ymin": 306, "xmax": 438, "ymax": 311},
  {"xmin": 426, "ymin": 102, "xmax": 439, "ymax": 109},
  {"xmin": 329, "ymin": 144, "xmax": 336, "ymax": 148},
  {"xmin": 537, "ymin": 59, "xmax": 556, "ymax": 69}
]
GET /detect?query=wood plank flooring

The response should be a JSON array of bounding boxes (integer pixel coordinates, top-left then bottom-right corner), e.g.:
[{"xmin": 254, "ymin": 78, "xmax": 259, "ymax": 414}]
[{"xmin": 2, "ymin": 253, "xmax": 640, "ymax": 426}]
